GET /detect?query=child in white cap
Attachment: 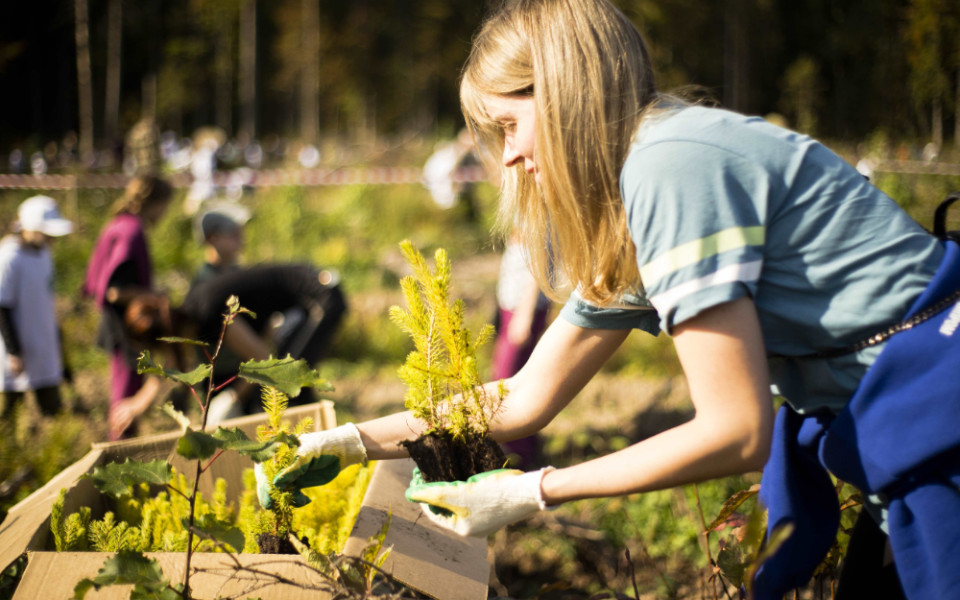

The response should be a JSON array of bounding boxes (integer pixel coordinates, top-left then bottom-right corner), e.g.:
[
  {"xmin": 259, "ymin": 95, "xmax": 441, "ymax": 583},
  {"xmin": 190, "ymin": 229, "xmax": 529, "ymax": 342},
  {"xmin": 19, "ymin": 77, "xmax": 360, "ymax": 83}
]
[{"xmin": 0, "ymin": 195, "xmax": 74, "ymax": 418}]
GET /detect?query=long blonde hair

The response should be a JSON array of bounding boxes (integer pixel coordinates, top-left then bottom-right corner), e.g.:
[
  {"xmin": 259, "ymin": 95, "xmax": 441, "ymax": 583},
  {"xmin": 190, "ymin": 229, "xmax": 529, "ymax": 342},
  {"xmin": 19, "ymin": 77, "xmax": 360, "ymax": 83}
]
[{"xmin": 461, "ymin": 0, "xmax": 658, "ymax": 304}]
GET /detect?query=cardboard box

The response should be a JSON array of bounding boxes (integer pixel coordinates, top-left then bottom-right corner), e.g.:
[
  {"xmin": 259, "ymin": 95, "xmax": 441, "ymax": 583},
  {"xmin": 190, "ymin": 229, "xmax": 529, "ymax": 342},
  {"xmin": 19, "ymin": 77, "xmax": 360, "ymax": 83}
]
[{"xmin": 0, "ymin": 402, "xmax": 489, "ymax": 599}]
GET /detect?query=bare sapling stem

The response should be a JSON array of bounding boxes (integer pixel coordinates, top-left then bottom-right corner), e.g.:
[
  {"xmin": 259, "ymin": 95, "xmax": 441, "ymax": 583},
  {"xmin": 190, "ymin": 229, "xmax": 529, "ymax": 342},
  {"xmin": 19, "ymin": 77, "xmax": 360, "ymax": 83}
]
[
  {"xmin": 184, "ymin": 302, "xmax": 235, "ymax": 596},
  {"xmin": 625, "ymin": 548, "xmax": 640, "ymax": 600},
  {"xmin": 182, "ymin": 455, "xmax": 203, "ymax": 597},
  {"xmin": 692, "ymin": 483, "xmax": 719, "ymax": 600}
]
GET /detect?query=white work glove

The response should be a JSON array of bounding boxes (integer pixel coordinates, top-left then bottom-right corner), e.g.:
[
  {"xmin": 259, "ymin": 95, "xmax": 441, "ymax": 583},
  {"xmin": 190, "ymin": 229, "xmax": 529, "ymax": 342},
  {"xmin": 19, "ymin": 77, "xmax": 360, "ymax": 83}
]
[
  {"xmin": 405, "ymin": 466, "xmax": 555, "ymax": 537},
  {"xmin": 260, "ymin": 423, "xmax": 368, "ymax": 509}
]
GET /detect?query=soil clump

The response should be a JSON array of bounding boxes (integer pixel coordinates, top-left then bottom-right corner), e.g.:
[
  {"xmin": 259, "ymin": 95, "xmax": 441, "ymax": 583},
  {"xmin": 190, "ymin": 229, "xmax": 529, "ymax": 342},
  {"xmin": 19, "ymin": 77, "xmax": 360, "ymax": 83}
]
[
  {"xmin": 402, "ymin": 430, "xmax": 506, "ymax": 482},
  {"xmin": 256, "ymin": 532, "xmax": 308, "ymax": 555}
]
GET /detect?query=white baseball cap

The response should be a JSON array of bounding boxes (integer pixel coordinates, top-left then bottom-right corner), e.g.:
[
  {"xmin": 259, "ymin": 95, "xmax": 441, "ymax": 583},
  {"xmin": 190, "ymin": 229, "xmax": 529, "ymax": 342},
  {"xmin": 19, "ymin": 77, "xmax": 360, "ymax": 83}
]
[{"xmin": 16, "ymin": 195, "xmax": 74, "ymax": 237}]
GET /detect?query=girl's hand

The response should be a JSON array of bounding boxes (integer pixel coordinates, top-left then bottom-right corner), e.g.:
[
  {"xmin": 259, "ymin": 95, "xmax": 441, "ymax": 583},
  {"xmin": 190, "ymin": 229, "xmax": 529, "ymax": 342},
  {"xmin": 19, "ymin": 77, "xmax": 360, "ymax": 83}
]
[
  {"xmin": 405, "ymin": 467, "xmax": 554, "ymax": 537},
  {"xmin": 268, "ymin": 423, "xmax": 368, "ymax": 507},
  {"xmin": 108, "ymin": 374, "xmax": 167, "ymax": 439},
  {"xmin": 109, "ymin": 397, "xmax": 143, "ymax": 438},
  {"xmin": 7, "ymin": 355, "xmax": 23, "ymax": 376}
]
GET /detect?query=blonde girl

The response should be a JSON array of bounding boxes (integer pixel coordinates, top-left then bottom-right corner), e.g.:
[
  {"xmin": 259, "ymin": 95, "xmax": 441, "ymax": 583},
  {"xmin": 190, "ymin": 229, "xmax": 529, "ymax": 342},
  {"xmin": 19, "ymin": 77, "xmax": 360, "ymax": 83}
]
[{"xmin": 267, "ymin": 2, "xmax": 958, "ymax": 599}]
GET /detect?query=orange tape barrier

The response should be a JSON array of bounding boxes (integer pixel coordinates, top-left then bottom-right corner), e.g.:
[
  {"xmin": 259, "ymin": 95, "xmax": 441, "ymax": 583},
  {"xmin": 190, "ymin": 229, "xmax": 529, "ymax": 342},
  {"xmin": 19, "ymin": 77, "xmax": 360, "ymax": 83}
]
[{"xmin": 0, "ymin": 166, "xmax": 489, "ymax": 190}]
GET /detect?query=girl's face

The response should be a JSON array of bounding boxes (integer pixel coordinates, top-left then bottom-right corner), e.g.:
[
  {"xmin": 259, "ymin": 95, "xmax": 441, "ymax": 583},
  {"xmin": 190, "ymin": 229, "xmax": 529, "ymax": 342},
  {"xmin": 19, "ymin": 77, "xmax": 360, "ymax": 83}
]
[
  {"xmin": 209, "ymin": 229, "xmax": 244, "ymax": 264},
  {"xmin": 20, "ymin": 230, "xmax": 47, "ymax": 248},
  {"xmin": 140, "ymin": 198, "xmax": 171, "ymax": 227},
  {"xmin": 484, "ymin": 94, "xmax": 539, "ymax": 183}
]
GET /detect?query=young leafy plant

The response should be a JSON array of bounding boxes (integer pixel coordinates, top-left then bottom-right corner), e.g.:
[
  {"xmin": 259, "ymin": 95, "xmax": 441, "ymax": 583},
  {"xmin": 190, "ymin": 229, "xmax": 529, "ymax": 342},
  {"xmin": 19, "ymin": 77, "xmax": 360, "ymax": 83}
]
[
  {"xmin": 389, "ymin": 240, "xmax": 507, "ymax": 482},
  {"xmin": 70, "ymin": 296, "xmax": 333, "ymax": 600}
]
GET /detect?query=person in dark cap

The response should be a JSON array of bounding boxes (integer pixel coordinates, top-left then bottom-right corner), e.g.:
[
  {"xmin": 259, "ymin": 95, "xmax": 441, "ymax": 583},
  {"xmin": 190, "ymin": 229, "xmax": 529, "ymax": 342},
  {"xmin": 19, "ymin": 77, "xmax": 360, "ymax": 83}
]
[
  {"xmin": 192, "ymin": 202, "xmax": 252, "ymax": 285},
  {"xmin": 183, "ymin": 206, "xmax": 346, "ymax": 423}
]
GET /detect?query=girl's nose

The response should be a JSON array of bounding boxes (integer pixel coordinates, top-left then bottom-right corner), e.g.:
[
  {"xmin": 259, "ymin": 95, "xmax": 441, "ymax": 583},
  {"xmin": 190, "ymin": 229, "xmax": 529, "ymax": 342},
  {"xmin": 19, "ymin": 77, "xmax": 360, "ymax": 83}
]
[{"xmin": 502, "ymin": 139, "xmax": 521, "ymax": 168}]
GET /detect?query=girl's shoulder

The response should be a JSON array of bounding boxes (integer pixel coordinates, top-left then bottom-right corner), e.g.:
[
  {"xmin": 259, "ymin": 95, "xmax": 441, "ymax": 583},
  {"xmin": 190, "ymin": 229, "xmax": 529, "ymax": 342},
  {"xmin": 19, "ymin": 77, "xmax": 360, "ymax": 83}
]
[
  {"xmin": 624, "ymin": 105, "xmax": 811, "ymax": 194},
  {"xmin": 99, "ymin": 213, "xmax": 146, "ymax": 241},
  {"xmin": 634, "ymin": 105, "xmax": 791, "ymax": 149}
]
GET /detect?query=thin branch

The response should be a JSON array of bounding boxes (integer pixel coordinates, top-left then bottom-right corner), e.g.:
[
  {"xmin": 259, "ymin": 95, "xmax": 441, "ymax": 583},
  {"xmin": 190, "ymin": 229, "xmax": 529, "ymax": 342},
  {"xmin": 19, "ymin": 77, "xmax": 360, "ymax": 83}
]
[
  {"xmin": 165, "ymin": 483, "xmax": 191, "ymax": 501},
  {"xmin": 625, "ymin": 548, "xmax": 640, "ymax": 600},
  {"xmin": 214, "ymin": 375, "xmax": 238, "ymax": 393},
  {"xmin": 692, "ymin": 483, "xmax": 719, "ymax": 600},
  {"xmin": 201, "ymin": 449, "xmax": 226, "ymax": 473},
  {"xmin": 620, "ymin": 508, "xmax": 675, "ymax": 597}
]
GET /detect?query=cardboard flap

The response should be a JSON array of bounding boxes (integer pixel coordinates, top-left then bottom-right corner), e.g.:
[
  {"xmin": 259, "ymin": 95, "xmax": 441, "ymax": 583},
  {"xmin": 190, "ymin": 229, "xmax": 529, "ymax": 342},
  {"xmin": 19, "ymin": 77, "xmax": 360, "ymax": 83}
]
[
  {"xmin": 343, "ymin": 459, "xmax": 490, "ymax": 600},
  {"xmin": 0, "ymin": 448, "xmax": 103, "ymax": 572}
]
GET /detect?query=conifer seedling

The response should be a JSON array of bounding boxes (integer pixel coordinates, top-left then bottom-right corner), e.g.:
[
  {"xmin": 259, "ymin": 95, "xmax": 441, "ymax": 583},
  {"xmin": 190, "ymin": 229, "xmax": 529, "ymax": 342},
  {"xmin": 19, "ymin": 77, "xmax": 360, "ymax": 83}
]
[{"xmin": 390, "ymin": 240, "xmax": 507, "ymax": 482}]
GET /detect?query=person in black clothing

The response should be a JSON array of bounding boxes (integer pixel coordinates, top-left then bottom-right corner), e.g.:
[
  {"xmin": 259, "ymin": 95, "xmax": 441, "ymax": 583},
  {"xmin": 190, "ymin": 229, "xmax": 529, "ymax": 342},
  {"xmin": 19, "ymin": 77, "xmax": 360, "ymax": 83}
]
[{"xmin": 178, "ymin": 263, "xmax": 347, "ymax": 417}]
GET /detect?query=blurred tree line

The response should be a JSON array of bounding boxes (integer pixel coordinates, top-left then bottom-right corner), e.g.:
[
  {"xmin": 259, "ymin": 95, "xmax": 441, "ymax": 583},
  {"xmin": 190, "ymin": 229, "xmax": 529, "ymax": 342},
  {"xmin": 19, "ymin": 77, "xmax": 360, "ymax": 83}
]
[{"xmin": 0, "ymin": 0, "xmax": 957, "ymax": 166}]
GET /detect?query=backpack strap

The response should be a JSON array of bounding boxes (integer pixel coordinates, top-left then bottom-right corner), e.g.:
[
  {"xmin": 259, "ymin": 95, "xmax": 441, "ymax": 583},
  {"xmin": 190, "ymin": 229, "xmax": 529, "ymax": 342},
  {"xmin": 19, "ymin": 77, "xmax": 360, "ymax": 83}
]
[{"xmin": 934, "ymin": 192, "xmax": 960, "ymax": 242}]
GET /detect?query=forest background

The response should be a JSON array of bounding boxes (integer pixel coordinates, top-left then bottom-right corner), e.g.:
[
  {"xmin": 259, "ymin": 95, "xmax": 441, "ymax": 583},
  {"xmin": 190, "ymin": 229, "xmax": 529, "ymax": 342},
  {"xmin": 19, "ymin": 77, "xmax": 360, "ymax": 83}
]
[
  {"xmin": 0, "ymin": 0, "xmax": 958, "ymax": 160},
  {"xmin": 1, "ymin": 0, "xmax": 960, "ymax": 598}
]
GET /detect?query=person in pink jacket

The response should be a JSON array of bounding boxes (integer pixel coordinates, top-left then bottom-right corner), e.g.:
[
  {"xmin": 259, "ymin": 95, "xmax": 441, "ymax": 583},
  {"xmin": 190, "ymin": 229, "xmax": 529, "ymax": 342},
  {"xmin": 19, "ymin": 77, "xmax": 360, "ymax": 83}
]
[{"xmin": 83, "ymin": 173, "xmax": 174, "ymax": 440}]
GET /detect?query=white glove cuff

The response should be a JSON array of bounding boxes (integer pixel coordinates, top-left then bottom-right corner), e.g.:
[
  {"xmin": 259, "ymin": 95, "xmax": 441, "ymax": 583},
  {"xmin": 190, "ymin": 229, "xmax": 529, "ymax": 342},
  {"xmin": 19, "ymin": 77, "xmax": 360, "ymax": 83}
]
[
  {"xmin": 301, "ymin": 423, "xmax": 368, "ymax": 467},
  {"xmin": 527, "ymin": 466, "xmax": 555, "ymax": 511},
  {"xmin": 334, "ymin": 423, "xmax": 368, "ymax": 467}
]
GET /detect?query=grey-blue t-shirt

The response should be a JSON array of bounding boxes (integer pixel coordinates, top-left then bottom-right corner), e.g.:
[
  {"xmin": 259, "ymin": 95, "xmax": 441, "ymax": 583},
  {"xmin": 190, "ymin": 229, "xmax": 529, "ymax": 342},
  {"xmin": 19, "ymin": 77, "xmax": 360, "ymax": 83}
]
[{"xmin": 561, "ymin": 105, "xmax": 943, "ymax": 413}]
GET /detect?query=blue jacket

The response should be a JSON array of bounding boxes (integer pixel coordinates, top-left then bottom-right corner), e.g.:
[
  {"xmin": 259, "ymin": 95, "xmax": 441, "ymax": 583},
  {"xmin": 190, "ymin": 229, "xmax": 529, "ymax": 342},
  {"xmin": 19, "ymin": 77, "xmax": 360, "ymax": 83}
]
[{"xmin": 753, "ymin": 240, "xmax": 960, "ymax": 600}]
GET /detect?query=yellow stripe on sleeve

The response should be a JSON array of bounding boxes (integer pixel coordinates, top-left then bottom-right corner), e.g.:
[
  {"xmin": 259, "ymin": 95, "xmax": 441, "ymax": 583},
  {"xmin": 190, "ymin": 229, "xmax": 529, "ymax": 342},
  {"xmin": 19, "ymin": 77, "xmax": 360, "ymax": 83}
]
[{"xmin": 639, "ymin": 226, "xmax": 765, "ymax": 287}]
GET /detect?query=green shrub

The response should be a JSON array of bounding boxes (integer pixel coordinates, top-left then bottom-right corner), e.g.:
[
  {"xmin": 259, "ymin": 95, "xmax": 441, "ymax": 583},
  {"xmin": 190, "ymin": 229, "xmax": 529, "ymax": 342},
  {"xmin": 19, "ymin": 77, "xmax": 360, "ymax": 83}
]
[{"xmin": 50, "ymin": 464, "xmax": 374, "ymax": 556}]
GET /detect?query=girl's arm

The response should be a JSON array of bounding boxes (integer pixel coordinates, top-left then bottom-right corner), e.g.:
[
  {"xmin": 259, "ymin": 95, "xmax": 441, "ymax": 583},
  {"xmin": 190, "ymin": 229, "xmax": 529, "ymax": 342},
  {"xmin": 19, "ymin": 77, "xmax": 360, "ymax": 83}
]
[
  {"xmin": 356, "ymin": 317, "xmax": 631, "ymax": 459},
  {"xmin": 109, "ymin": 374, "xmax": 172, "ymax": 438},
  {"xmin": 540, "ymin": 296, "xmax": 773, "ymax": 504},
  {"xmin": 223, "ymin": 317, "xmax": 272, "ymax": 361}
]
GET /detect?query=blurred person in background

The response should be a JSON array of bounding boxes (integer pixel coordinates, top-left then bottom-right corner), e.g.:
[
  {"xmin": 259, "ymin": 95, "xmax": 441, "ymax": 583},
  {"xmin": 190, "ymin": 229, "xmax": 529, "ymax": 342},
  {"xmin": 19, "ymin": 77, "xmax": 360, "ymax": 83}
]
[
  {"xmin": 186, "ymin": 202, "xmax": 249, "ymax": 422},
  {"xmin": 83, "ymin": 173, "xmax": 175, "ymax": 440},
  {"xmin": 102, "ymin": 260, "xmax": 349, "ymax": 428},
  {"xmin": 191, "ymin": 203, "xmax": 252, "ymax": 285},
  {"xmin": 0, "ymin": 196, "xmax": 74, "ymax": 419},
  {"xmin": 179, "ymin": 262, "xmax": 347, "ymax": 423},
  {"xmin": 124, "ymin": 117, "xmax": 162, "ymax": 176},
  {"xmin": 491, "ymin": 227, "xmax": 551, "ymax": 469},
  {"xmin": 423, "ymin": 127, "xmax": 482, "ymax": 222}
]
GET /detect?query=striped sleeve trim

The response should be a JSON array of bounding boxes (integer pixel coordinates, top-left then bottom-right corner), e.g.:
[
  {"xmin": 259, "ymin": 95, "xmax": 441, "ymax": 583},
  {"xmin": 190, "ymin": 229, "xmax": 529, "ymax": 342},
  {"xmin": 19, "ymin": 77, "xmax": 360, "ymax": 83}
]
[
  {"xmin": 648, "ymin": 259, "xmax": 763, "ymax": 316},
  {"xmin": 594, "ymin": 299, "xmax": 657, "ymax": 311},
  {"xmin": 639, "ymin": 226, "xmax": 765, "ymax": 288},
  {"xmin": 570, "ymin": 288, "xmax": 656, "ymax": 311}
]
